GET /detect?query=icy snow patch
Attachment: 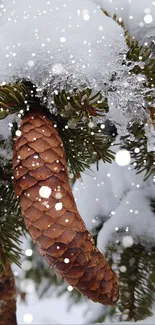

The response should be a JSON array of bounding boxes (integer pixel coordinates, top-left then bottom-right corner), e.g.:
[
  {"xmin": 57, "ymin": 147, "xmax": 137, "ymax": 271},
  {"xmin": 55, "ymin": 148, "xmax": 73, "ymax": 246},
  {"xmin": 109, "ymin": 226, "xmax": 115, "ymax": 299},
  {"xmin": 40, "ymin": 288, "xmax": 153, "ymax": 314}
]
[
  {"xmin": 0, "ymin": 0, "xmax": 126, "ymax": 90},
  {"xmin": 0, "ymin": 114, "xmax": 15, "ymax": 139}
]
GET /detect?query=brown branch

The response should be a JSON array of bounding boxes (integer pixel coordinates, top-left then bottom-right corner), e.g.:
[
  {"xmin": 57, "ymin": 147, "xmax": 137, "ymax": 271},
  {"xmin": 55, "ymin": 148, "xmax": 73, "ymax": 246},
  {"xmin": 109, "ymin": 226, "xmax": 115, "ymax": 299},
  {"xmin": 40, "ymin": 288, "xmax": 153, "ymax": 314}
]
[{"xmin": 0, "ymin": 262, "xmax": 17, "ymax": 325}]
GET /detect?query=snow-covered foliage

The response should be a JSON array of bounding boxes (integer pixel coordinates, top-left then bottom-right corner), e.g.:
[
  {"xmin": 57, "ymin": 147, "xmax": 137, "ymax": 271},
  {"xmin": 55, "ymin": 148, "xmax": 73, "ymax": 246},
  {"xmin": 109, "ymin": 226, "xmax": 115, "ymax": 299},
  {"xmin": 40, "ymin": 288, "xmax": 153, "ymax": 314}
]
[
  {"xmin": 74, "ymin": 145, "xmax": 155, "ymax": 249},
  {"xmin": 0, "ymin": 0, "xmax": 154, "ymax": 141},
  {"xmin": 0, "ymin": 0, "xmax": 155, "ymax": 323}
]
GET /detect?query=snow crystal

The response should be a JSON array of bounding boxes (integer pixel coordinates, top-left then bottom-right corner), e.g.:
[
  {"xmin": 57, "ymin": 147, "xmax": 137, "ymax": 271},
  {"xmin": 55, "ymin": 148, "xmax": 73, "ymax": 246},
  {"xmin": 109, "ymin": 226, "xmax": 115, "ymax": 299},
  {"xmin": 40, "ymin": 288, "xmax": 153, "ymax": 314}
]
[
  {"xmin": 134, "ymin": 147, "xmax": 140, "ymax": 153},
  {"xmin": 15, "ymin": 130, "xmax": 22, "ymax": 137},
  {"xmin": 122, "ymin": 235, "xmax": 134, "ymax": 248},
  {"xmin": 64, "ymin": 258, "xmax": 70, "ymax": 264},
  {"xmin": 115, "ymin": 149, "xmax": 131, "ymax": 166},
  {"xmin": 13, "ymin": 271, "xmax": 19, "ymax": 278},
  {"xmin": 119, "ymin": 265, "xmax": 127, "ymax": 272},
  {"xmin": 55, "ymin": 192, "xmax": 63, "ymax": 200},
  {"xmin": 144, "ymin": 14, "xmax": 153, "ymax": 24},
  {"xmin": 55, "ymin": 202, "xmax": 63, "ymax": 211},
  {"xmin": 23, "ymin": 313, "xmax": 33, "ymax": 324},
  {"xmin": 39, "ymin": 186, "xmax": 52, "ymax": 199},
  {"xmin": 28, "ymin": 60, "xmax": 35, "ymax": 67},
  {"xmin": 21, "ymin": 260, "xmax": 32, "ymax": 271},
  {"xmin": 25, "ymin": 249, "xmax": 33, "ymax": 257},
  {"xmin": 67, "ymin": 285, "xmax": 73, "ymax": 292}
]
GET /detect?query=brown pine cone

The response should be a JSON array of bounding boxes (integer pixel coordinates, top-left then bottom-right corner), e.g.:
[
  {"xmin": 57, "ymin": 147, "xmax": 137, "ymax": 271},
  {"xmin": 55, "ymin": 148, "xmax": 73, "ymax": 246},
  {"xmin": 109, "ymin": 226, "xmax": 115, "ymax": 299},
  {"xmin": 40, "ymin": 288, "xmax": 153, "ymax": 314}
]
[
  {"xmin": 0, "ymin": 262, "xmax": 17, "ymax": 325},
  {"xmin": 13, "ymin": 111, "xmax": 119, "ymax": 305}
]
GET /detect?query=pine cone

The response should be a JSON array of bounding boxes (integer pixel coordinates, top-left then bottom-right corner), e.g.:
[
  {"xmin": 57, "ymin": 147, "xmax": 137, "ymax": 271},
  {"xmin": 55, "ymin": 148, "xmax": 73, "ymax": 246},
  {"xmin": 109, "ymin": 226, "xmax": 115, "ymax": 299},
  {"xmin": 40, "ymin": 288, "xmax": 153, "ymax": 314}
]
[
  {"xmin": 0, "ymin": 263, "xmax": 17, "ymax": 325},
  {"xmin": 13, "ymin": 111, "xmax": 119, "ymax": 305}
]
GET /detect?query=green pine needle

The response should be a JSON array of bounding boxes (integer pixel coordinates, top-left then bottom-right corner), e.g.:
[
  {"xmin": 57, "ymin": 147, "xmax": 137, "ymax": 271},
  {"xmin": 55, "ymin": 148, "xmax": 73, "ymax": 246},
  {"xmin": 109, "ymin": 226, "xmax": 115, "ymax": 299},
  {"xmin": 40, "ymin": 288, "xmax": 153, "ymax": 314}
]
[
  {"xmin": 52, "ymin": 87, "xmax": 109, "ymax": 123},
  {"xmin": 0, "ymin": 180, "xmax": 25, "ymax": 271},
  {"xmin": 121, "ymin": 123, "xmax": 155, "ymax": 180}
]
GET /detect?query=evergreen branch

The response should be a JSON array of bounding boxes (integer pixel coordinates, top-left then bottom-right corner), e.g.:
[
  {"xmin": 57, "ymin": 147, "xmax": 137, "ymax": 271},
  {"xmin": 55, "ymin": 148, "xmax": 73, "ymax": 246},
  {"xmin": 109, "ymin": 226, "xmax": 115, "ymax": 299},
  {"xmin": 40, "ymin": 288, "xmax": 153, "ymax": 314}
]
[
  {"xmin": 51, "ymin": 87, "xmax": 108, "ymax": 123},
  {"xmin": 121, "ymin": 123, "xmax": 155, "ymax": 180},
  {"xmin": 94, "ymin": 240, "xmax": 155, "ymax": 323},
  {"xmin": 0, "ymin": 81, "xmax": 35, "ymax": 119},
  {"xmin": 118, "ymin": 243, "xmax": 155, "ymax": 321},
  {"xmin": 102, "ymin": 9, "xmax": 126, "ymax": 30},
  {"xmin": 0, "ymin": 180, "xmax": 25, "ymax": 271},
  {"xmin": 48, "ymin": 113, "xmax": 115, "ymax": 176}
]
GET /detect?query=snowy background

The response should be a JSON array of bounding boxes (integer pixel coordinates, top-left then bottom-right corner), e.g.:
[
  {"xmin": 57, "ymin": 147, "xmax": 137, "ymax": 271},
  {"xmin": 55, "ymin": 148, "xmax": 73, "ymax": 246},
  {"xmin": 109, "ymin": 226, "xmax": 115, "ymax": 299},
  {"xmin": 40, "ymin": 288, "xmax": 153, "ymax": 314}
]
[{"xmin": 0, "ymin": 0, "xmax": 155, "ymax": 323}]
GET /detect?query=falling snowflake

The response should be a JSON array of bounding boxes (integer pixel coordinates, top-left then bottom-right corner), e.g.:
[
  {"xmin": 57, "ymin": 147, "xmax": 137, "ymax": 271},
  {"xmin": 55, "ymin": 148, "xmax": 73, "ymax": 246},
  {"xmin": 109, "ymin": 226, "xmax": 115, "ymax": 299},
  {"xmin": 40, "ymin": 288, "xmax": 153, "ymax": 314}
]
[
  {"xmin": 122, "ymin": 235, "xmax": 134, "ymax": 248},
  {"xmin": 115, "ymin": 150, "xmax": 130, "ymax": 166},
  {"xmin": 39, "ymin": 186, "xmax": 52, "ymax": 199}
]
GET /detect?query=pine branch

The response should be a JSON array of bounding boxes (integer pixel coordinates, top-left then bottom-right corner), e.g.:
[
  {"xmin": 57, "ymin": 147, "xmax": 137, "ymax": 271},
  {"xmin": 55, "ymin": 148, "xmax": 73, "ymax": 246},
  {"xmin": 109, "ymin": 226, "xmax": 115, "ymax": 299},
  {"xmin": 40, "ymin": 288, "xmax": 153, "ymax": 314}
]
[
  {"xmin": 51, "ymin": 87, "xmax": 108, "ymax": 121},
  {"xmin": 94, "ymin": 240, "xmax": 155, "ymax": 323},
  {"xmin": 121, "ymin": 123, "xmax": 155, "ymax": 180},
  {"xmin": 0, "ymin": 81, "xmax": 36, "ymax": 119},
  {"xmin": 55, "ymin": 118, "xmax": 115, "ymax": 176},
  {"xmin": 118, "ymin": 243, "xmax": 155, "ymax": 321},
  {"xmin": 0, "ymin": 180, "xmax": 25, "ymax": 271}
]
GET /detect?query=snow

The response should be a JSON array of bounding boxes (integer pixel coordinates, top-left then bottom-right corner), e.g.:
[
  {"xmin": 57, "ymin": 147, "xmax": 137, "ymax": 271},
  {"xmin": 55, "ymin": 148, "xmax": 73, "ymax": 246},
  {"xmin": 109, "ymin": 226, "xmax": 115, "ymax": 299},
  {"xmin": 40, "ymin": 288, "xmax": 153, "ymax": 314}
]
[
  {"xmin": 0, "ymin": 0, "xmax": 126, "ymax": 91},
  {"xmin": 0, "ymin": 0, "xmax": 154, "ymax": 144},
  {"xmin": 25, "ymin": 249, "xmax": 33, "ymax": 257},
  {"xmin": 17, "ymin": 291, "xmax": 86, "ymax": 324},
  {"xmin": 93, "ymin": 0, "xmax": 155, "ymax": 45},
  {"xmin": 97, "ymin": 185, "xmax": 155, "ymax": 251},
  {"xmin": 23, "ymin": 313, "xmax": 33, "ymax": 324},
  {"xmin": 15, "ymin": 130, "xmax": 22, "ymax": 137},
  {"xmin": 55, "ymin": 202, "xmax": 63, "ymax": 211},
  {"xmin": 39, "ymin": 186, "xmax": 52, "ymax": 199},
  {"xmin": 0, "ymin": 0, "xmax": 154, "ymax": 323},
  {"xmin": 74, "ymin": 145, "xmax": 155, "ymax": 250},
  {"xmin": 121, "ymin": 235, "xmax": 134, "ymax": 248},
  {"xmin": 115, "ymin": 149, "xmax": 131, "ymax": 166},
  {"xmin": 0, "ymin": 114, "xmax": 15, "ymax": 139},
  {"xmin": 103, "ymin": 72, "xmax": 150, "ymax": 138}
]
